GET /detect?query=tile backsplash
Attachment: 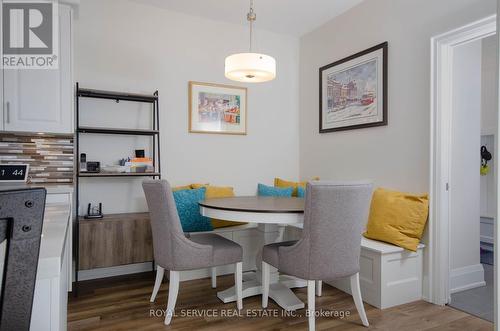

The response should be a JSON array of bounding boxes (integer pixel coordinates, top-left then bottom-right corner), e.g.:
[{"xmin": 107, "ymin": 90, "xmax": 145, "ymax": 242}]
[{"xmin": 0, "ymin": 133, "xmax": 74, "ymax": 183}]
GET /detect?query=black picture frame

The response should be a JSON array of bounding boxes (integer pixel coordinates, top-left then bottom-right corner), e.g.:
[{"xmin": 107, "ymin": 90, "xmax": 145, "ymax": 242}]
[{"xmin": 319, "ymin": 42, "xmax": 388, "ymax": 133}]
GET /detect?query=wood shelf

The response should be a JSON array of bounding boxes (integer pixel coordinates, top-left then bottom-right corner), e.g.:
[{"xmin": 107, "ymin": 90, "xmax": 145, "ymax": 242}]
[
  {"xmin": 77, "ymin": 126, "xmax": 159, "ymax": 136},
  {"xmin": 78, "ymin": 212, "xmax": 149, "ymax": 222},
  {"xmin": 75, "ymin": 83, "xmax": 161, "ymax": 285},
  {"xmin": 78, "ymin": 172, "xmax": 161, "ymax": 178}
]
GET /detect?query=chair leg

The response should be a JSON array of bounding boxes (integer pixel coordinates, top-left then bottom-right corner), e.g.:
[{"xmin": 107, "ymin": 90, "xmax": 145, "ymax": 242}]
[
  {"xmin": 350, "ymin": 273, "xmax": 369, "ymax": 327},
  {"xmin": 315, "ymin": 280, "xmax": 322, "ymax": 297},
  {"xmin": 150, "ymin": 266, "xmax": 164, "ymax": 303},
  {"xmin": 165, "ymin": 270, "xmax": 179, "ymax": 325},
  {"xmin": 307, "ymin": 280, "xmax": 316, "ymax": 331},
  {"xmin": 261, "ymin": 261, "xmax": 270, "ymax": 308},
  {"xmin": 211, "ymin": 267, "xmax": 217, "ymax": 289},
  {"xmin": 235, "ymin": 262, "xmax": 243, "ymax": 310}
]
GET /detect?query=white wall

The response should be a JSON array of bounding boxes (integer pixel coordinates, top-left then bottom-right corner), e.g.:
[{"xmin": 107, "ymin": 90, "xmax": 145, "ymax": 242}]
[
  {"xmin": 74, "ymin": 0, "xmax": 300, "ymax": 215},
  {"xmin": 298, "ymin": 0, "xmax": 496, "ymax": 299},
  {"xmin": 299, "ymin": 0, "xmax": 496, "ymax": 191},
  {"xmin": 481, "ymin": 35, "xmax": 498, "ymax": 134},
  {"xmin": 449, "ymin": 40, "xmax": 484, "ymax": 292}
]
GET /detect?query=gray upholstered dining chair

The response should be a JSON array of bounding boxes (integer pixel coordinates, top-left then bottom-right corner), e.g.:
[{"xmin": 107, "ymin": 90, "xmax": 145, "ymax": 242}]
[
  {"xmin": 261, "ymin": 181, "xmax": 373, "ymax": 331},
  {"xmin": 142, "ymin": 179, "xmax": 243, "ymax": 325}
]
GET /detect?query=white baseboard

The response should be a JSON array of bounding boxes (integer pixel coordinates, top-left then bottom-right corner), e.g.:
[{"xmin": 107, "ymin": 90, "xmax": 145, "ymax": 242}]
[
  {"xmin": 78, "ymin": 262, "xmax": 240, "ymax": 282},
  {"xmin": 449, "ymin": 264, "xmax": 486, "ymax": 294}
]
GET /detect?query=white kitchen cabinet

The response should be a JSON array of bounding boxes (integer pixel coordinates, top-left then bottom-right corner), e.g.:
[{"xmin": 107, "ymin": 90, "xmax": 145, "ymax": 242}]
[
  {"xmin": 2, "ymin": 4, "xmax": 73, "ymax": 134},
  {"xmin": 29, "ymin": 185, "xmax": 74, "ymax": 331},
  {"xmin": 31, "ymin": 199, "xmax": 72, "ymax": 331}
]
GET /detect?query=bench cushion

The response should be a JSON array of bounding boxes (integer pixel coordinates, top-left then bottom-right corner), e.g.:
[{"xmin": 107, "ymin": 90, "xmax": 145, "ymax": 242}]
[
  {"xmin": 287, "ymin": 223, "xmax": 425, "ymax": 253},
  {"xmin": 361, "ymin": 237, "xmax": 425, "ymax": 254}
]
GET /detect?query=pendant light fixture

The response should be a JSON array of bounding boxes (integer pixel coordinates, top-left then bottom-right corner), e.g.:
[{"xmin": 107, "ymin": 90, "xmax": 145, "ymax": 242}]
[{"xmin": 225, "ymin": 0, "xmax": 276, "ymax": 83}]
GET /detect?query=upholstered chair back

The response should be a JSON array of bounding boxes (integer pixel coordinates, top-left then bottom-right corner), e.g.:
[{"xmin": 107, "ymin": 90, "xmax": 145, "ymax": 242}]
[
  {"xmin": 142, "ymin": 180, "xmax": 185, "ymax": 270},
  {"xmin": 279, "ymin": 181, "xmax": 373, "ymax": 281}
]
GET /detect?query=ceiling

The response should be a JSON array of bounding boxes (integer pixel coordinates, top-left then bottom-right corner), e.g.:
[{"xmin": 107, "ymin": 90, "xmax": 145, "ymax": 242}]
[{"xmin": 130, "ymin": 0, "xmax": 364, "ymax": 37}]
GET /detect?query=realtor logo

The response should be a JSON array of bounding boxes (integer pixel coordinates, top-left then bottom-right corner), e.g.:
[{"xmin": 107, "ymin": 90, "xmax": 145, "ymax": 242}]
[{"xmin": 2, "ymin": 0, "xmax": 59, "ymax": 69}]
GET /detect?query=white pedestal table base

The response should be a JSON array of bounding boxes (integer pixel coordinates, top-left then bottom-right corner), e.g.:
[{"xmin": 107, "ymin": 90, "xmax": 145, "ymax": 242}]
[{"xmin": 217, "ymin": 271, "xmax": 307, "ymax": 311}]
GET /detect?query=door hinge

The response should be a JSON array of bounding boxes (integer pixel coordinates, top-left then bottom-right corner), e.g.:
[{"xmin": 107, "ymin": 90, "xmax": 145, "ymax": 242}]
[{"xmin": 446, "ymin": 183, "xmax": 449, "ymax": 191}]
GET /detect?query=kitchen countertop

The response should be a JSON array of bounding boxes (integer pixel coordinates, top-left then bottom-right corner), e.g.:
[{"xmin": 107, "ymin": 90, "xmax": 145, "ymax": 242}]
[
  {"xmin": 28, "ymin": 183, "xmax": 74, "ymax": 195},
  {"xmin": 37, "ymin": 202, "xmax": 71, "ymax": 279},
  {"xmin": 0, "ymin": 183, "xmax": 74, "ymax": 195}
]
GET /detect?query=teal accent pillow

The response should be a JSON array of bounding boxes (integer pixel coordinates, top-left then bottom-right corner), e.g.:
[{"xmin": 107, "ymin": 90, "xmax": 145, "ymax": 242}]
[
  {"xmin": 172, "ymin": 187, "xmax": 213, "ymax": 232},
  {"xmin": 258, "ymin": 183, "xmax": 293, "ymax": 197},
  {"xmin": 297, "ymin": 186, "xmax": 305, "ymax": 198}
]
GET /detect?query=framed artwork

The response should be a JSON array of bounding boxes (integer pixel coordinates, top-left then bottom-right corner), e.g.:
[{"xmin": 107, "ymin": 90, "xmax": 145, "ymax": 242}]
[
  {"xmin": 319, "ymin": 42, "xmax": 388, "ymax": 133},
  {"xmin": 189, "ymin": 81, "xmax": 247, "ymax": 135}
]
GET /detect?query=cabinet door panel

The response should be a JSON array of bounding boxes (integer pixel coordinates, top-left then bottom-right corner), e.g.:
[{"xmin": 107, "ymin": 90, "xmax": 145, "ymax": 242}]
[{"xmin": 3, "ymin": 5, "xmax": 72, "ymax": 134}]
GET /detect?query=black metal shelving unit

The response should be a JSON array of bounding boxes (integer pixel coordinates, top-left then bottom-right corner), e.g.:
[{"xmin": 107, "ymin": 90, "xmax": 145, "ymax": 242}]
[{"xmin": 74, "ymin": 83, "xmax": 161, "ymax": 293}]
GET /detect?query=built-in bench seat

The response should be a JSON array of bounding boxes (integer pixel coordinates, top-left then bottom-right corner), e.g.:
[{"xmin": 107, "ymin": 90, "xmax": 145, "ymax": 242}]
[{"xmin": 329, "ymin": 237, "xmax": 425, "ymax": 309}]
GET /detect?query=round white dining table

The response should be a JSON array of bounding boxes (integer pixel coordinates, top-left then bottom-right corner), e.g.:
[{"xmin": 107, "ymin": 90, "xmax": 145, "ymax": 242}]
[{"xmin": 199, "ymin": 196, "xmax": 307, "ymax": 311}]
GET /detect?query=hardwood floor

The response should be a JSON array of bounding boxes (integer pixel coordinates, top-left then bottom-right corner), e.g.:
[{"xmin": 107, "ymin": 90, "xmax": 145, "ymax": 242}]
[{"xmin": 68, "ymin": 272, "xmax": 493, "ymax": 331}]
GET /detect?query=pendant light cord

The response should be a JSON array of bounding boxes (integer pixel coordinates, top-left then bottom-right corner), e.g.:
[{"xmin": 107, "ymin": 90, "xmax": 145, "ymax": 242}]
[
  {"xmin": 249, "ymin": 16, "xmax": 253, "ymax": 52},
  {"xmin": 247, "ymin": 0, "xmax": 256, "ymax": 52}
]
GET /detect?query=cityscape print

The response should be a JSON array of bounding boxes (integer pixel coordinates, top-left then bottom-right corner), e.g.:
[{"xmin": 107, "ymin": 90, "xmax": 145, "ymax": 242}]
[
  {"xmin": 197, "ymin": 92, "xmax": 241, "ymax": 125},
  {"xmin": 325, "ymin": 59, "xmax": 378, "ymax": 125}
]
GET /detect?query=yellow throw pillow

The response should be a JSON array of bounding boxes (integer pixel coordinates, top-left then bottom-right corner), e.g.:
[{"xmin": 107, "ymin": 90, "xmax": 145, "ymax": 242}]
[
  {"xmin": 206, "ymin": 186, "xmax": 234, "ymax": 198},
  {"xmin": 274, "ymin": 177, "xmax": 318, "ymax": 197},
  {"xmin": 205, "ymin": 185, "xmax": 246, "ymax": 228},
  {"xmin": 172, "ymin": 185, "xmax": 191, "ymax": 192},
  {"xmin": 364, "ymin": 188, "xmax": 429, "ymax": 252},
  {"xmin": 191, "ymin": 183, "xmax": 209, "ymax": 189}
]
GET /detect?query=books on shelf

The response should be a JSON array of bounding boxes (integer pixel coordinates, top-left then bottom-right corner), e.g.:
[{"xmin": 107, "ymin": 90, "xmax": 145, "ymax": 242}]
[
  {"xmin": 99, "ymin": 157, "xmax": 155, "ymax": 174},
  {"xmin": 126, "ymin": 158, "xmax": 154, "ymax": 173}
]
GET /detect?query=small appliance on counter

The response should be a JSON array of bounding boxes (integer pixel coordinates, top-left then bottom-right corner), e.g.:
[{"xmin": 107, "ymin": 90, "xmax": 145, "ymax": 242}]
[
  {"xmin": 85, "ymin": 162, "xmax": 100, "ymax": 173},
  {"xmin": 79, "ymin": 153, "xmax": 87, "ymax": 172},
  {"xmin": 84, "ymin": 203, "xmax": 103, "ymax": 219},
  {"xmin": 0, "ymin": 164, "xmax": 29, "ymax": 183}
]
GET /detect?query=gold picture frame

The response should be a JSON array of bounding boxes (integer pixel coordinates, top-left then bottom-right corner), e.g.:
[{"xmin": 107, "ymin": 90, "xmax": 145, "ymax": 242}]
[{"xmin": 189, "ymin": 81, "xmax": 247, "ymax": 135}]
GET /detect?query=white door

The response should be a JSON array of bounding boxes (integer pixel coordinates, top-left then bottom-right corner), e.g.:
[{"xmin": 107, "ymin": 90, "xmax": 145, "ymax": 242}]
[{"xmin": 3, "ymin": 4, "xmax": 73, "ymax": 134}]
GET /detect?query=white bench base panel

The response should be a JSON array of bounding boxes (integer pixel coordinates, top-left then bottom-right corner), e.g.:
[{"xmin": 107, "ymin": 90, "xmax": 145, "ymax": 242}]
[{"xmin": 328, "ymin": 238, "xmax": 425, "ymax": 309}]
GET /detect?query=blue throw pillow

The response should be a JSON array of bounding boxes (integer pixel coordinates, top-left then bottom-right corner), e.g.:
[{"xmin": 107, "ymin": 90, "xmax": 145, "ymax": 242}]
[
  {"xmin": 297, "ymin": 186, "xmax": 305, "ymax": 198},
  {"xmin": 172, "ymin": 187, "xmax": 213, "ymax": 232},
  {"xmin": 258, "ymin": 183, "xmax": 293, "ymax": 197}
]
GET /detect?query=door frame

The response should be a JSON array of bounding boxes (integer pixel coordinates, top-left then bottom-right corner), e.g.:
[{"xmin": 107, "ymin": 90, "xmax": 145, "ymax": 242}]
[{"xmin": 429, "ymin": 15, "xmax": 496, "ymax": 307}]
